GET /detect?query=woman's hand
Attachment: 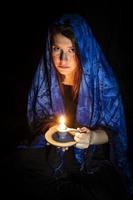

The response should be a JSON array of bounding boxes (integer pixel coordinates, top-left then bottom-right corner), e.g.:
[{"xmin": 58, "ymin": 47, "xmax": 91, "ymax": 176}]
[
  {"xmin": 74, "ymin": 127, "xmax": 92, "ymax": 149},
  {"xmin": 74, "ymin": 127, "xmax": 109, "ymax": 149}
]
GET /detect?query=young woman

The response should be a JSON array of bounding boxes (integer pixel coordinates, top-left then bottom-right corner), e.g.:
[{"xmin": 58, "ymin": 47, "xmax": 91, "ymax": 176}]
[{"xmin": 3, "ymin": 14, "xmax": 133, "ymax": 199}]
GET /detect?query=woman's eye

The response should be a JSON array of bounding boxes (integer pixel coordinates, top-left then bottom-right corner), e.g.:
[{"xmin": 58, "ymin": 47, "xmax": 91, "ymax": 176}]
[
  {"xmin": 52, "ymin": 46, "xmax": 60, "ymax": 52},
  {"xmin": 68, "ymin": 48, "xmax": 75, "ymax": 53}
]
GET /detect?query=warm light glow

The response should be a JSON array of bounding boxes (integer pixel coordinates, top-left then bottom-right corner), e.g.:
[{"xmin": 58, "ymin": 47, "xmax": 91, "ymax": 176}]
[{"xmin": 59, "ymin": 116, "xmax": 67, "ymax": 131}]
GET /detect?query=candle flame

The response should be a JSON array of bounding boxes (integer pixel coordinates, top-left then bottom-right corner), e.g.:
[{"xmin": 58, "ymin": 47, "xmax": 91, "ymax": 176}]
[
  {"xmin": 59, "ymin": 116, "xmax": 66, "ymax": 131},
  {"xmin": 60, "ymin": 116, "xmax": 65, "ymax": 124}
]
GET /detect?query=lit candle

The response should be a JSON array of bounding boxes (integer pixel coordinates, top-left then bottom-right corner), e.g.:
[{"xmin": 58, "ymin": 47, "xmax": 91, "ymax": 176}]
[
  {"xmin": 59, "ymin": 116, "xmax": 67, "ymax": 131},
  {"xmin": 57, "ymin": 116, "xmax": 67, "ymax": 140}
]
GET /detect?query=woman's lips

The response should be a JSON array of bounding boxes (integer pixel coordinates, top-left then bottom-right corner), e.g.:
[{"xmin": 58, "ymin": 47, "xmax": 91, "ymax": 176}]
[{"xmin": 58, "ymin": 65, "xmax": 69, "ymax": 68}]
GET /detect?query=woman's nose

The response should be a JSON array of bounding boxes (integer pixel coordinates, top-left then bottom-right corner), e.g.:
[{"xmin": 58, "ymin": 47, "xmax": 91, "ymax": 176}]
[{"xmin": 60, "ymin": 52, "xmax": 68, "ymax": 61}]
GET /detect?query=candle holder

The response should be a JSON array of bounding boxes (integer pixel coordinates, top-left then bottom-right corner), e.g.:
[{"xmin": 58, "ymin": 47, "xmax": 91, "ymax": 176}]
[
  {"xmin": 57, "ymin": 126, "xmax": 68, "ymax": 141},
  {"xmin": 56, "ymin": 127, "xmax": 79, "ymax": 142},
  {"xmin": 45, "ymin": 125, "xmax": 78, "ymax": 147}
]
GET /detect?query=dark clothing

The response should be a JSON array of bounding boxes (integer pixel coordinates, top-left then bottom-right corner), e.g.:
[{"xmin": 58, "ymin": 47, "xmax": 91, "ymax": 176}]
[
  {"xmin": 1, "ymin": 85, "xmax": 129, "ymax": 199},
  {"xmin": 62, "ymin": 85, "xmax": 78, "ymax": 127},
  {"xmin": 1, "ymin": 148, "xmax": 128, "ymax": 200}
]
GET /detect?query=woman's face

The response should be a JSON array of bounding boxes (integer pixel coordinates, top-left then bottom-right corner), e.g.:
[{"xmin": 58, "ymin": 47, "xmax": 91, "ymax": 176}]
[{"xmin": 51, "ymin": 33, "xmax": 79, "ymax": 77}]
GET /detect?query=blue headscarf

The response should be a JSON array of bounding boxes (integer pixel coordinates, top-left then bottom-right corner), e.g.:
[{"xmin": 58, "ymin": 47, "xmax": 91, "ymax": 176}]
[{"xmin": 26, "ymin": 14, "xmax": 133, "ymax": 195}]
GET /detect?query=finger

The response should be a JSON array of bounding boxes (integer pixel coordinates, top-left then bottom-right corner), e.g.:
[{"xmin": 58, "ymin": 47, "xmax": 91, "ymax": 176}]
[
  {"xmin": 80, "ymin": 127, "xmax": 87, "ymax": 132},
  {"xmin": 74, "ymin": 135, "xmax": 80, "ymax": 142},
  {"xmin": 62, "ymin": 147, "xmax": 69, "ymax": 151},
  {"xmin": 75, "ymin": 143, "xmax": 88, "ymax": 149},
  {"xmin": 75, "ymin": 132, "xmax": 81, "ymax": 137},
  {"xmin": 80, "ymin": 127, "xmax": 91, "ymax": 133},
  {"xmin": 75, "ymin": 132, "xmax": 86, "ymax": 140},
  {"xmin": 75, "ymin": 143, "xmax": 85, "ymax": 149},
  {"xmin": 62, "ymin": 148, "xmax": 66, "ymax": 151}
]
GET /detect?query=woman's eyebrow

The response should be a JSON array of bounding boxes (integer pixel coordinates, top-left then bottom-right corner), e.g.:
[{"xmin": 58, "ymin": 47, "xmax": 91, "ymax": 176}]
[
  {"xmin": 52, "ymin": 44, "xmax": 74, "ymax": 48},
  {"xmin": 52, "ymin": 44, "xmax": 61, "ymax": 47}
]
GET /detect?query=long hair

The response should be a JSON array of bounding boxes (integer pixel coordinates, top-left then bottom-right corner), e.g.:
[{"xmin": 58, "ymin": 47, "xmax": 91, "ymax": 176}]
[{"xmin": 49, "ymin": 24, "xmax": 82, "ymax": 100}]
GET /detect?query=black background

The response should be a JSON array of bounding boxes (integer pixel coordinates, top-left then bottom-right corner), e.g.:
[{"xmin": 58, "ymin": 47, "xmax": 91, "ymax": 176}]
[{"xmin": 0, "ymin": 1, "xmax": 133, "ymax": 160}]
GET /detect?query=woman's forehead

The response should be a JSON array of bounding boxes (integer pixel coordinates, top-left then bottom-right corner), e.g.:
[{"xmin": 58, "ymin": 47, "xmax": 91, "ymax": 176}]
[{"xmin": 52, "ymin": 33, "xmax": 73, "ymax": 47}]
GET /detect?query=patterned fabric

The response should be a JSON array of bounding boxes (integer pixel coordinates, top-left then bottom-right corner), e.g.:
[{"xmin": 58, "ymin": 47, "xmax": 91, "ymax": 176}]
[{"xmin": 26, "ymin": 14, "xmax": 133, "ymax": 196}]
